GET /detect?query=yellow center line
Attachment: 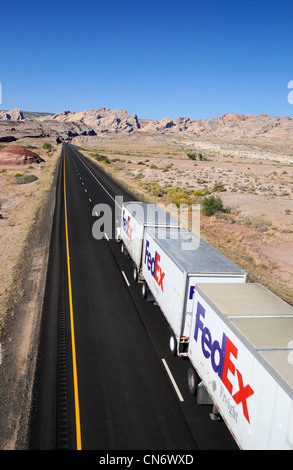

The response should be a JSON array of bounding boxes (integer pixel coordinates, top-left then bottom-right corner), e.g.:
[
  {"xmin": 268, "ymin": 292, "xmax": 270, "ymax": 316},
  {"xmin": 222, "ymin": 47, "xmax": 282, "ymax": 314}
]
[{"xmin": 63, "ymin": 148, "xmax": 82, "ymax": 450}]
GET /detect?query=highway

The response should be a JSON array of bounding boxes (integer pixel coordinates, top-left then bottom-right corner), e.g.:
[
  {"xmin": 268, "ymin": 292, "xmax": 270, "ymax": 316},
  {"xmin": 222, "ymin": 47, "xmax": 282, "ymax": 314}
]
[{"xmin": 28, "ymin": 143, "xmax": 238, "ymax": 451}]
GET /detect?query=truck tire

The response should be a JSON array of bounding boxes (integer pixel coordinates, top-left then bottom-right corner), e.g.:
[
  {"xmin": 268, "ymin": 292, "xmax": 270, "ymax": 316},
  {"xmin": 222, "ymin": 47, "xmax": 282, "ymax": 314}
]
[
  {"xmin": 141, "ymin": 282, "xmax": 154, "ymax": 301},
  {"xmin": 133, "ymin": 266, "xmax": 138, "ymax": 282},
  {"xmin": 187, "ymin": 367, "xmax": 200, "ymax": 396},
  {"xmin": 169, "ymin": 334, "xmax": 177, "ymax": 356},
  {"xmin": 121, "ymin": 242, "xmax": 128, "ymax": 257},
  {"xmin": 141, "ymin": 280, "xmax": 148, "ymax": 299}
]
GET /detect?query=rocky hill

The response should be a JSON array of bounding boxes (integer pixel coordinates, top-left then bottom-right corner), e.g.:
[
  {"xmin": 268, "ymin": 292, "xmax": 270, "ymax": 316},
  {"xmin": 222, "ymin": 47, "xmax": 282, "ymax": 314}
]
[
  {"xmin": 0, "ymin": 106, "xmax": 293, "ymax": 143},
  {"xmin": 38, "ymin": 107, "xmax": 141, "ymax": 134},
  {"xmin": 139, "ymin": 113, "xmax": 293, "ymax": 141},
  {"xmin": 0, "ymin": 107, "xmax": 25, "ymax": 121}
]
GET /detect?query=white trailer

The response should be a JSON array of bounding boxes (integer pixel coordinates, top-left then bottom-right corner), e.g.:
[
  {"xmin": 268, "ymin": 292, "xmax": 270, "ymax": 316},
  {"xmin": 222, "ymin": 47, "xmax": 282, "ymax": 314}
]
[
  {"xmin": 117, "ymin": 201, "xmax": 180, "ymax": 281},
  {"xmin": 141, "ymin": 226, "xmax": 246, "ymax": 356},
  {"xmin": 187, "ymin": 283, "xmax": 293, "ymax": 450}
]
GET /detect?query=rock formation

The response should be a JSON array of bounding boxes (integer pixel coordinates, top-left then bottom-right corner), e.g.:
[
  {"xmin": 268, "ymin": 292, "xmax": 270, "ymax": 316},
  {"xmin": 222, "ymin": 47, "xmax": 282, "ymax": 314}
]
[
  {"xmin": 0, "ymin": 106, "xmax": 293, "ymax": 143},
  {"xmin": 139, "ymin": 113, "xmax": 293, "ymax": 141},
  {"xmin": 41, "ymin": 108, "xmax": 141, "ymax": 133},
  {"xmin": 0, "ymin": 107, "xmax": 25, "ymax": 121},
  {"xmin": 0, "ymin": 144, "xmax": 43, "ymax": 165}
]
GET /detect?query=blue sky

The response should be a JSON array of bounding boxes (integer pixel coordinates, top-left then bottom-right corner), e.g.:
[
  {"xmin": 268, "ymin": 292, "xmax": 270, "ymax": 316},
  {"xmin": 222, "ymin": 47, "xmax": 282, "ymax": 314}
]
[{"xmin": 0, "ymin": 0, "xmax": 293, "ymax": 119}]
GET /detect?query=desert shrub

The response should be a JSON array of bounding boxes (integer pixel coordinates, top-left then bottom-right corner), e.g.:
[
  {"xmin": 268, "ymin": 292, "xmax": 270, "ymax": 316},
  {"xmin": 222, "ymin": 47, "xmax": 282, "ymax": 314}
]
[
  {"xmin": 212, "ymin": 182, "xmax": 226, "ymax": 192},
  {"xmin": 187, "ymin": 153, "xmax": 197, "ymax": 160},
  {"xmin": 201, "ymin": 195, "xmax": 224, "ymax": 216},
  {"xmin": 242, "ymin": 215, "xmax": 272, "ymax": 232},
  {"xmin": 193, "ymin": 189, "xmax": 210, "ymax": 197},
  {"xmin": 141, "ymin": 182, "xmax": 166, "ymax": 197},
  {"xmin": 215, "ymin": 213, "xmax": 237, "ymax": 224},
  {"xmin": 14, "ymin": 174, "xmax": 38, "ymax": 184},
  {"xmin": 198, "ymin": 153, "xmax": 209, "ymax": 161},
  {"xmin": 162, "ymin": 163, "xmax": 173, "ymax": 172},
  {"xmin": 168, "ymin": 186, "xmax": 192, "ymax": 207},
  {"xmin": 91, "ymin": 153, "xmax": 111, "ymax": 164},
  {"xmin": 42, "ymin": 142, "xmax": 52, "ymax": 150}
]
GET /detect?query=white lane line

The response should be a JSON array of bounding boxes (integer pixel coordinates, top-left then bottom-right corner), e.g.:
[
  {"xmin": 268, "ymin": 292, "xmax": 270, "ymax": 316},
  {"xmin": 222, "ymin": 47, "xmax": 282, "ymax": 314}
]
[
  {"xmin": 122, "ymin": 270, "xmax": 130, "ymax": 287},
  {"xmin": 89, "ymin": 198, "xmax": 92, "ymax": 203},
  {"xmin": 70, "ymin": 147, "xmax": 122, "ymax": 209},
  {"xmin": 104, "ymin": 232, "xmax": 109, "ymax": 242},
  {"xmin": 162, "ymin": 358, "xmax": 184, "ymax": 402}
]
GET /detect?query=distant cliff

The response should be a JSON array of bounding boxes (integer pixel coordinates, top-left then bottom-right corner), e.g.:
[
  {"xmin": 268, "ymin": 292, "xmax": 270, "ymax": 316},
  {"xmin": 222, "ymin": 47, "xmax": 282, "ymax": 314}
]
[{"xmin": 1, "ymin": 106, "xmax": 293, "ymax": 142}]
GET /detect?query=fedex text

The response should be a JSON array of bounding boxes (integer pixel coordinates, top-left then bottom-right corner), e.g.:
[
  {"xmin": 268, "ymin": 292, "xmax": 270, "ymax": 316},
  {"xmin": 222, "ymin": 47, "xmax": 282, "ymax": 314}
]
[
  {"xmin": 194, "ymin": 302, "xmax": 254, "ymax": 423},
  {"xmin": 144, "ymin": 240, "xmax": 165, "ymax": 292},
  {"xmin": 122, "ymin": 210, "xmax": 133, "ymax": 241}
]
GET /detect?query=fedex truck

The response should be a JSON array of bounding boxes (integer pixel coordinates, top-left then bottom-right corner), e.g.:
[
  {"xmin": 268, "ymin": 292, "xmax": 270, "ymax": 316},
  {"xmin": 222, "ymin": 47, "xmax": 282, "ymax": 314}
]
[
  {"xmin": 141, "ymin": 226, "xmax": 246, "ymax": 356},
  {"xmin": 117, "ymin": 201, "xmax": 180, "ymax": 281},
  {"xmin": 187, "ymin": 283, "xmax": 293, "ymax": 450}
]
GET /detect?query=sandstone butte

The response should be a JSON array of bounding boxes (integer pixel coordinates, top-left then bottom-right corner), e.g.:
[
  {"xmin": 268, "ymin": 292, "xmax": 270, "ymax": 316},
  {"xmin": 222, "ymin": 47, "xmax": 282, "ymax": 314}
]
[{"xmin": 0, "ymin": 144, "xmax": 43, "ymax": 165}]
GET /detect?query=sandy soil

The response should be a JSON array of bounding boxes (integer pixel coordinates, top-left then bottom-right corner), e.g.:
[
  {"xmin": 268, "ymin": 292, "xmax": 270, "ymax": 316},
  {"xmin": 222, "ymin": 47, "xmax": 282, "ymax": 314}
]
[
  {"xmin": 0, "ymin": 140, "xmax": 59, "ymax": 319},
  {"xmin": 74, "ymin": 132, "xmax": 293, "ymax": 304},
  {"xmin": 0, "ymin": 138, "xmax": 60, "ymax": 449}
]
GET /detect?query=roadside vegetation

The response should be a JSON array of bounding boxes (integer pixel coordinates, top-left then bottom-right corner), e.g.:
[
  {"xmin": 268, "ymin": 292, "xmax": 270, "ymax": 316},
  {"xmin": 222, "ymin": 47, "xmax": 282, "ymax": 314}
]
[
  {"xmin": 82, "ymin": 140, "xmax": 293, "ymax": 305},
  {"xmin": 14, "ymin": 174, "xmax": 38, "ymax": 185}
]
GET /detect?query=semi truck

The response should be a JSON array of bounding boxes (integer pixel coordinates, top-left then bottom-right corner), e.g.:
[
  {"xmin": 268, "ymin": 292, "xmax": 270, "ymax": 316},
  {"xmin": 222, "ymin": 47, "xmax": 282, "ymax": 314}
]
[
  {"xmin": 141, "ymin": 226, "xmax": 246, "ymax": 356},
  {"xmin": 116, "ymin": 202, "xmax": 293, "ymax": 448},
  {"xmin": 117, "ymin": 201, "xmax": 180, "ymax": 282},
  {"xmin": 187, "ymin": 283, "xmax": 293, "ymax": 450}
]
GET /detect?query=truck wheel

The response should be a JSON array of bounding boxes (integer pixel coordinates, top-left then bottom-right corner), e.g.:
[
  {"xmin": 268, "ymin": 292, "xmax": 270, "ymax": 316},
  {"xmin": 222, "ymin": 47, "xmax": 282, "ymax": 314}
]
[
  {"xmin": 121, "ymin": 242, "xmax": 128, "ymax": 257},
  {"xmin": 133, "ymin": 266, "xmax": 138, "ymax": 282},
  {"xmin": 169, "ymin": 334, "xmax": 177, "ymax": 356},
  {"xmin": 141, "ymin": 281, "xmax": 148, "ymax": 298},
  {"xmin": 187, "ymin": 367, "xmax": 200, "ymax": 396}
]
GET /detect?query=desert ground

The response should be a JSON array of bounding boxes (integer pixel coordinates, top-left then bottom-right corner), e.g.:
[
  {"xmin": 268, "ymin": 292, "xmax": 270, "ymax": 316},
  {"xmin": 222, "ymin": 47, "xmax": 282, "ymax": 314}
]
[
  {"xmin": 73, "ymin": 132, "xmax": 293, "ymax": 305},
  {"xmin": 0, "ymin": 138, "xmax": 60, "ymax": 449},
  {"xmin": 0, "ymin": 139, "xmax": 59, "ymax": 321}
]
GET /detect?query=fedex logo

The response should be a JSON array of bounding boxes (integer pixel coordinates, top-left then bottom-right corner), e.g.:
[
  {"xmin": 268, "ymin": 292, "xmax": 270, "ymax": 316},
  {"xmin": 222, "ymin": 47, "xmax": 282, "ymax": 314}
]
[
  {"xmin": 144, "ymin": 240, "xmax": 165, "ymax": 292},
  {"xmin": 122, "ymin": 210, "xmax": 133, "ymax": 241},
  {"xmin": 189, "ymin": 286, "xmax": 196, "ymax": 300},
  {"xmin": 194, "ymin": 302, "xmax": 254, "ymax": 424}
]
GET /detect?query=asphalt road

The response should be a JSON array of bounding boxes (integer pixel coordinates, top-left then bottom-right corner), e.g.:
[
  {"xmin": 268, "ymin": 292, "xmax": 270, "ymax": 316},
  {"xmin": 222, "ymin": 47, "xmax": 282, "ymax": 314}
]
[{"xmin": 29, "ymin": 143, "xmax": 238, "ymax": 451}]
